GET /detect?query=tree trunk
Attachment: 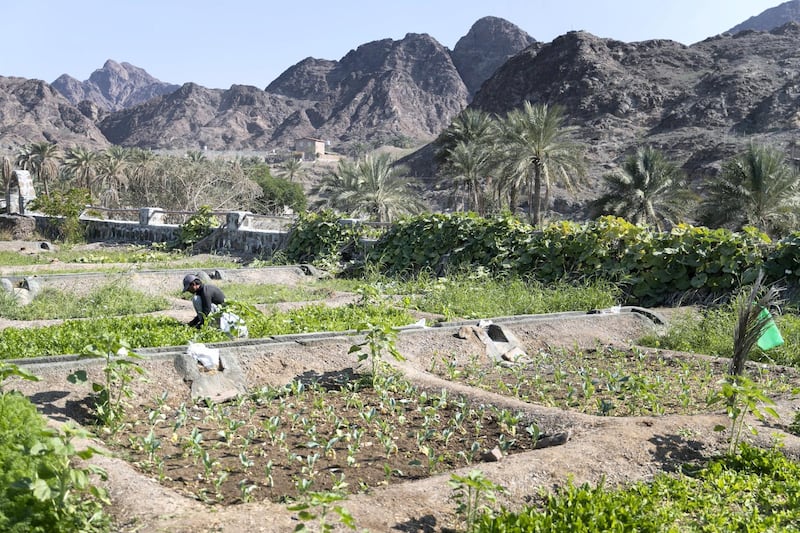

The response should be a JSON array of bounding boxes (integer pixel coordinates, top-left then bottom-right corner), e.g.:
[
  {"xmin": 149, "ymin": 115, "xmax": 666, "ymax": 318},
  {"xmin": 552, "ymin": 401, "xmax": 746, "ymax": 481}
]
[{"xmin": 533, "ymin": 165, "xmax": 543, "ymax": 226}]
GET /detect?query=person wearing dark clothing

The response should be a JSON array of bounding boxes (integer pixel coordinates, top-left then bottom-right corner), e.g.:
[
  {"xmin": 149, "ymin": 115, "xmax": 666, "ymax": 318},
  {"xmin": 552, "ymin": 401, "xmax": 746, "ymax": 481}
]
[{"xmin": 182, "ymin": 274, "xmax": 225, "ymax": 328}]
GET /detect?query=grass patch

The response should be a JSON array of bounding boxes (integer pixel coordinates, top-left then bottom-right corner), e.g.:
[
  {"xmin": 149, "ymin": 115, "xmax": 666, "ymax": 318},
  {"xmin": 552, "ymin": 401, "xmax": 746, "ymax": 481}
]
[
  {"xmin": 0, "ymin": 246, "xmax": 244, "ymax": 274},
  {"xmin": 0, "ymin": 284, "xmax": 170, "ymax": 320},
  {"xmin": 312, "ymin": 273, "xmax": 619, "ymax": 321},
  {"xmin": 410, "ymin": 276, "xmax": 619, "ymax": 320},
  {"xmin": 222, "ymin": 283, "xmax": 337, "ymax": 304},
  {"xmin": 478, "ymin": 444, "xmax": 800, "ymax": 532},
  {"xmin": 638, "ymin": 306, "xmax": 800, "ymax": 367}
]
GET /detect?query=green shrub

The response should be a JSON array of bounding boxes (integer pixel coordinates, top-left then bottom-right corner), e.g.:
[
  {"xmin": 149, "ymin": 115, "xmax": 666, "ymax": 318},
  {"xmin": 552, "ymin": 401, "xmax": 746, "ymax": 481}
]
[
  {"xmin": 177, "ymin": 205, "xmax": 219, "ymax": 248},
  {"xmin": 478, "ymin": 445, "xmax": 800, "ymax": 532},
  {"xmin": 0, "ymin": 393, "xmax": 109, "ymax": 532},
  {"xmin": 28, "ymin": 188, "xmax": 91, "ymax": 244},
  {"xmin": 284, "ymin": 211, "xmax": 370, "ymax": 267}
]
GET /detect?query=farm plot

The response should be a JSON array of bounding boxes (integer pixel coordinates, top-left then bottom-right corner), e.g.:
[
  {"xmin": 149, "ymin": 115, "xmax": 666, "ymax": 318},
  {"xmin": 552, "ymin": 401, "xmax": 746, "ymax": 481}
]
[
  {"xmin": 3, "ymin": 252, "xmax": 799, "ymax": 532},
  {"xmin": 428, "ymin": 344, "xmax": 800, "ymax": 417},
  {"xmin": 114, "ymin": 371, "xmax": 547, "ymax": 506},
  {"xmin": 12, "ymin": 309, "xmax": 800, "ymax": 532}
]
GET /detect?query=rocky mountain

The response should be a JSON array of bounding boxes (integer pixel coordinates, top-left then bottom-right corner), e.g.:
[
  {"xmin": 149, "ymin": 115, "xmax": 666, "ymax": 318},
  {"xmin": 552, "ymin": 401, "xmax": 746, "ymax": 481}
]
[
  {"xmin": 51, "ymin": 60, "xmax": 180, "ymax": 112},
  {"xmin": 451, "ymin": 16, "xmax": 538, "ymax": 99},
  {"xmin": 2, "ymin": 6, "xmax": 800, "ymax": 220},
  {"xmin": 0, "ymin": 77, "xmax": 109, "ymax": 151},
  {"xmin": 468, "ymin": 22, "xmax": 800, "ymax": 195},
  {"xmin": 0, "ymin": 17, "xmax": 531, "ymax": 155},
  {"xmin": 98, "ymin": 32, "xmax": 471, "ymax": 152},
  {"xmin": 728, "ymin": 0, "xmax": 800, "ymax": 34},
  {"xmin": 99, "ymin": 82, "xmax": 304, "ymax": 151},
  {"xmin": 265, "ymin": 33, "xmax": 470, "ymax": 146}
]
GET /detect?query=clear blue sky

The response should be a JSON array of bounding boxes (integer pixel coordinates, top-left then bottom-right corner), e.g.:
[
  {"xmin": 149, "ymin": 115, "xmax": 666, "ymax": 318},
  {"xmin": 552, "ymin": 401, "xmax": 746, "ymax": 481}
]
[{"xmin": 1, "ymin": 0, "xmax": 785, "ymax": 90}]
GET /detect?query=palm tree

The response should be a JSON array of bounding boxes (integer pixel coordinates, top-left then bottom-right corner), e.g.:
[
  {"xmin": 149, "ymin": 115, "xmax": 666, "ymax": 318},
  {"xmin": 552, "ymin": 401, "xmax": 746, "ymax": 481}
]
[
  {"xmin": 185, "ymin": 150, "xmax": 207, "ymax": 162},
  {"xmin": 440, "ymin": 139, "xmax": 494, "ymax": 214},
  {"xmin": 590, "ymin": 147, "xmax": 697, "ymax": 231},
  {"xmin": 97, "ymin": 146, "xmax": 130, "ymax": 207},
  {"xmin": 126, "ymin": 148, "xmax": 157, "ymax": 206},
  {"xmin": 2, "ymin": 156, "xmax": 11, "ymax": 192},
  {"xmin": 2, "ymin": 156, "xmax": 11, "ymax": 211},
  {"xmin": 280, "ymin": 157, "xmax": 303, "ymax": 182},
  {"xmin": 435, "ymin": 108, "xmax": 497, "ymax": 165},
  {"xmin": 700, "ymin": 144, "xmax": 800, "ymax": 237},
  {"xmin": 18, "ymin": 142, "xmax": 62, "ymax": 196},
  {"xmin": 314, "ymin": 154, "xmax": 426, "ymax": 222},
  {"xmin": 63, "ymin": 146, "xmax": 99, "ymax": 191},
  {"xmin": 499, "ymin": 102, "xmax": 584, "ymax": 225}
]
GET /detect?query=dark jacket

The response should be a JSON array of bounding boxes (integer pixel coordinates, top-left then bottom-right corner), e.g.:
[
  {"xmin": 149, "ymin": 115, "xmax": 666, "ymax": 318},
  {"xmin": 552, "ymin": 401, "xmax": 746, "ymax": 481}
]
[{"xmin": 188, "ymin": 284, "xmax": 226, "ymax": 328}]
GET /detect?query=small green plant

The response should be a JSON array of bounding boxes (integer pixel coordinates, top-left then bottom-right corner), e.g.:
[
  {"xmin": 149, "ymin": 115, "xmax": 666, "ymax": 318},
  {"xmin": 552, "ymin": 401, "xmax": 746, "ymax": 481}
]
[
  {"xmin": 16, "ymin": 424, "xmax": 111, "ymax": 529},
  {"xmin": 449, "ymin": 470, "xmax": 505, "ymax": 533},
  {"xmin": 709, "ymin": 375, "xmax": 779, "ymax": 454},
  {"xmin": 287, "ymin": 490, "xmax": 356, "ymax": 532},
  {"xmin": 349, "ymin": 322, "xmax": 405, "ymax": 388},
  {"xmin": 708, "ymin": 273, "xmax": 783, "ymax": 453},
  {"xmin": 68, "ymin": 334, "xmax": 146, "ymax": 433},
  {"xmin": 789, "ymin": 410, "xmax": 800, "ymax": 437},
  {"xmin": 0, "ymin": 361, "xmax": 39, "ymax": 392}
]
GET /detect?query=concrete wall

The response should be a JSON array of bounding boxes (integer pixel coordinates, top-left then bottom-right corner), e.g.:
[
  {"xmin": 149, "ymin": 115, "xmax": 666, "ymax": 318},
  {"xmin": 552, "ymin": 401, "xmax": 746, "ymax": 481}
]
[{"xmin": 34, "ymin": 207, "xmax": 296, "ymax": 257}]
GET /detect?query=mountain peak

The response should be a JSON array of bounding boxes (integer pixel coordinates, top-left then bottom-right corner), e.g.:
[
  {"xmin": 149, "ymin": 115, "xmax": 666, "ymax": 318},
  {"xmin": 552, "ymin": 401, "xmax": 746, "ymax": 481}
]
[
  {"xmin": 51, "ymin": 60, "xmax": 179, "ymax": 112},
  {"xmin": 728, "ymin": 0, "xmax": 800, "ymax": 34},
  {"xmin": 451, "ymin": 16, "xmax": 537, "ymax": 98}
]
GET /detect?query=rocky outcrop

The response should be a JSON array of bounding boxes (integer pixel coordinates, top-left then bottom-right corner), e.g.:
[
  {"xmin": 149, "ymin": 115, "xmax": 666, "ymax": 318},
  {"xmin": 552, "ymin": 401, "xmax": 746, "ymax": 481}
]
[
  {"xmin": 98, "ymin": 82, "xmax": 304, "ymax": 151},
  {"xmin": 0, "ymin": 77, "xmax": 109, "ymax": 151},
  {"xmin": 469, "ymin": 23, "xmax": 800, "ymax": 190},
  {"xmin": 451, "ymin": 16, "xmax": 538, "ymax": 99},
  {"xmin": 728, "ymin": 0, "xmax": 800, "ymax": 34},
  {"xmin": 51, "ymin": 60, "xmax": 180, "ymax": 112}
]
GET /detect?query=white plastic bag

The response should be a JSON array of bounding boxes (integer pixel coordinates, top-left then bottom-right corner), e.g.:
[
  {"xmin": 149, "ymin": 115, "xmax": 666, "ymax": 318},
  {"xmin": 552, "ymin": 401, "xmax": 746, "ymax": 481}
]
[
  {"xmin": 187, "ymin": 341, "xmax": 220, "ymax": 370},
  {"xmin": 220, "ymin": 311, "xmax": 249, "ymax": 338}
]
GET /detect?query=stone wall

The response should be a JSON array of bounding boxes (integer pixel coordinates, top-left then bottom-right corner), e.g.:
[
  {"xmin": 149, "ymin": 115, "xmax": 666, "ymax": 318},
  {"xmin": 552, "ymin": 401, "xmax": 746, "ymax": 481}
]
[{"xmin": 33, "ymin": 208, "xmax": 295, "ymax": 258}]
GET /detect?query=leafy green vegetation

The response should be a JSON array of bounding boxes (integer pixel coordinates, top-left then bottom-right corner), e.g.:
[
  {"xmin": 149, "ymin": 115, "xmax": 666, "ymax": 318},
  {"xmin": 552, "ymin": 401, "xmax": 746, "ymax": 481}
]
[
  {"xmin": 27, "ymin": 188, "xmax": 92, "ymax": 244},
  {"xmin": 0, "ymin": 283, "xmax": 169, "ymax": 320},
  {"xmin": 367, "ymin": 213, "xmax": 774, "ymax": 307},
  {"xmin": 477, "ymin": 444, "xmax": 800, "ymax": 532},
  {"xmin": 283, "ymin": 210, "xmax": 373, "ymax": 269},
  {"xmin": 0, "ymin": 304, "xmax": 414, "ymax": 359},
  {"xmin": 68, "ymin": 336, "xmax": 146, "ymax": 434},
  {"xmin": 177, "ymin": 205, "xmax": 220, "ymax": 249},
  {"xmin": 0, "ymin": 366, "xmax": 109, "ymax": 532}
]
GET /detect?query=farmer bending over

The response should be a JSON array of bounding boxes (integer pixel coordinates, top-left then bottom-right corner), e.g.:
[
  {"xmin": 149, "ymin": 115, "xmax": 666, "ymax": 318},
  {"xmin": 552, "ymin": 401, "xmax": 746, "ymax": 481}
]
[{"xmin": 182, "ymin": 274, "xmax": 225, "ymax": 329}]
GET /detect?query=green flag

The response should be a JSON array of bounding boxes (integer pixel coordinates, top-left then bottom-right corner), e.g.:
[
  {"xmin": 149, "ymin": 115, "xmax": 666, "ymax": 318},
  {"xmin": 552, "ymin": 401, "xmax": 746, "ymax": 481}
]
[{"xmin": 757, "ymin": 307, "xmax": 784, "ymax": 351}]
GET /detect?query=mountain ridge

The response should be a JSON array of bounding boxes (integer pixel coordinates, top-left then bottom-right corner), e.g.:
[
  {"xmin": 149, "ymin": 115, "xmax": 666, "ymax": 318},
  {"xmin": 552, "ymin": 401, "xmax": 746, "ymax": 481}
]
[{"xmin": 1, "ymin": 3, "xmax": 800, "ymax": 222}]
